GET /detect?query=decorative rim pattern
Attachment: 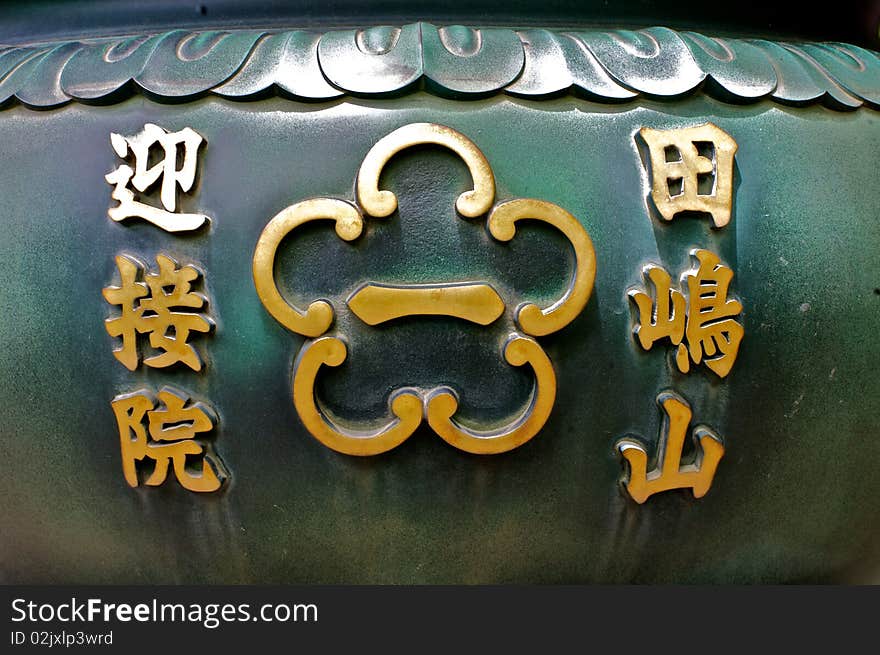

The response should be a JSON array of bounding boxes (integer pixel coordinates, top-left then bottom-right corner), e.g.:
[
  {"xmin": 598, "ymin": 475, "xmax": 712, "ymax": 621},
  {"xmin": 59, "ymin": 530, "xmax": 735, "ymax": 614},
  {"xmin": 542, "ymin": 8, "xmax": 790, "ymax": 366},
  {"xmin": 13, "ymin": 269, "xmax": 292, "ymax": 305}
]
[{"xmin": 1, "ymin": 23, "xmax": 878, "ymax": 110}]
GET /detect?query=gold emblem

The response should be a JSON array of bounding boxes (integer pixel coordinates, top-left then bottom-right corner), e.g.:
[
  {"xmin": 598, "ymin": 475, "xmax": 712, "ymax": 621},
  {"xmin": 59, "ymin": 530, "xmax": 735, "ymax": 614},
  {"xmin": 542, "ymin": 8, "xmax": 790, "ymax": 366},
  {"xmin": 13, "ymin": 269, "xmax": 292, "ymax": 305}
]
[
  {"xmin": 639, "ymin": 123, "xmax": 737, "ymax": 228},
  {"xmin": 103, "ymin": 254, "xmax": 213, "ymax": 371},
  {"xmin": 106, "ymin": 123, "xmax": 209, "ymax": 232},
  {"xmin": 253, "ymin": 123, "xmax": 597, "ymax": 455},
  {"xmin": 616, "ymin": 391, "xmax": 724, "ymax": 503},
  {"xmin": 629, "ymin": 249, "xmax": 743, "ymax": 378},
  {"xmin": 111, "ymin": 387, "xmax": 226, "ymax": 492}
]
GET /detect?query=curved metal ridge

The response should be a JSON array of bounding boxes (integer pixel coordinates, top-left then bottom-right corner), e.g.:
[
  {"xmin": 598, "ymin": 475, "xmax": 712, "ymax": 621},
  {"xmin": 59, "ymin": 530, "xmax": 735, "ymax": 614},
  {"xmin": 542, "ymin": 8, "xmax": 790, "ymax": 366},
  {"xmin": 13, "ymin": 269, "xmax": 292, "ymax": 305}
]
[{"xmin": 1, "ymin": 23, "xmax": 878, "ymax": 110}]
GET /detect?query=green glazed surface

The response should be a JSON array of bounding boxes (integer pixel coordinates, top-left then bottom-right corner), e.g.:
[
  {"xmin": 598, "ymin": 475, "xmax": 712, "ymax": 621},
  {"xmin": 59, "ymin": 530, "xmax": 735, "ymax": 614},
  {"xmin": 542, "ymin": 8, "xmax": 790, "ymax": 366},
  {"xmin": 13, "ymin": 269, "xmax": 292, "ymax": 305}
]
[{"xmin": 0, "ymin": 87, "xmax": 877, "ymax": 583}]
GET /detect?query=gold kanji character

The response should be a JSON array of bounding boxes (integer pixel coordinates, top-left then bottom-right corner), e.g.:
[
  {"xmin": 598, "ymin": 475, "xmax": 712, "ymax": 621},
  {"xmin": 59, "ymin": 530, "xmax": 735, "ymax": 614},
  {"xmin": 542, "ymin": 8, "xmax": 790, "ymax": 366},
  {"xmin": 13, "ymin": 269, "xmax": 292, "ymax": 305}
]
[
  {"xmin": 103, "ymin": 254, "xmax": 212, "ymax": 371},
  {"xmin": 106, "ymin": 123, "xmax": 209, "ymax": 232},
  {"xmin": 111, "ymin": 387, "xmax": 225, "ymax": 492},
  {"xmin": 639, "ymin": 122, "xmax": 738, "ymax": 228},
  {"xmin": 629, "ymin": 249, "xmax": 743, "ymax": 378},
  {"xmin": 616, "ymin": 391, "xmax": 724, "ymax": 504},
  {"xmin": 682, "ymin": 249, "xmax": 743, "ymax": 378}
]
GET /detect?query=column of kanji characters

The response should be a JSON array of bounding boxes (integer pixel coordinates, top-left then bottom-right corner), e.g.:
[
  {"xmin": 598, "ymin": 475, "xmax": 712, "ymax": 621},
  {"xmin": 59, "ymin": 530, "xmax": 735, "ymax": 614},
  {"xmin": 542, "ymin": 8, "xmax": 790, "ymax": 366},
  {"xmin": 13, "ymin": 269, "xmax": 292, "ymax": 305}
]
[
  {"xmin": 617, "ymin": 123, "xmax": 743, "ymax": 503},
  {"xmin": 103, "ymin": 124, "xmax": 226, "ymax": 492}
]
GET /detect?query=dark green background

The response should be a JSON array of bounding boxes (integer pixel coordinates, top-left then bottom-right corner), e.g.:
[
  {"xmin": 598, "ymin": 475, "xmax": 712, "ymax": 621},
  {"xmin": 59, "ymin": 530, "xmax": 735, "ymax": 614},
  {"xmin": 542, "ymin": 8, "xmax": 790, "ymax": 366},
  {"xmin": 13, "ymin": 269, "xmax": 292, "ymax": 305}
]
[{"xmin": 0, "ymin": 93, "xmax": 877, "ymax": 583}]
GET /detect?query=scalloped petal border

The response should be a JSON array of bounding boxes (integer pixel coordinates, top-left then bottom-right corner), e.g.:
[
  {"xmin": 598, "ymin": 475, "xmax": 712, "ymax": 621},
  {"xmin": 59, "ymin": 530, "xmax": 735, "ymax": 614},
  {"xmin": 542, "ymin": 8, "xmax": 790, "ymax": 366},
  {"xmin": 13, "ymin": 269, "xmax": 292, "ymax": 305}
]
[{"xmin": 0, "ymin": 23, "xmax": 877, "ymax": 110}]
